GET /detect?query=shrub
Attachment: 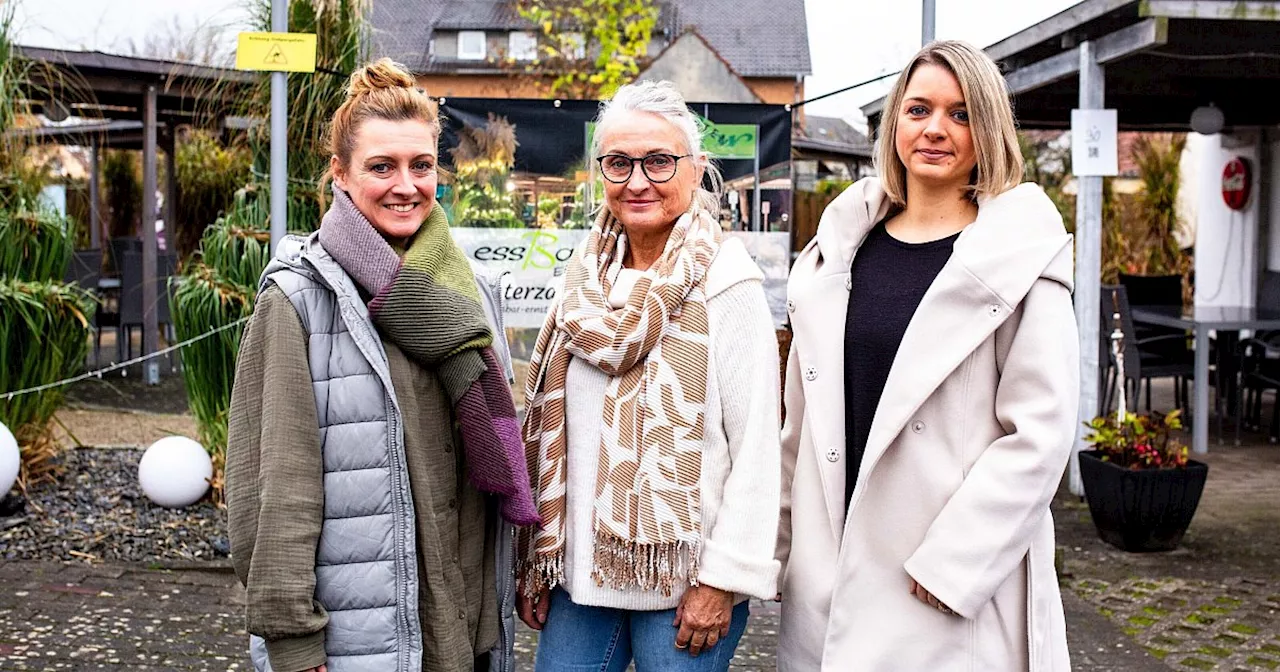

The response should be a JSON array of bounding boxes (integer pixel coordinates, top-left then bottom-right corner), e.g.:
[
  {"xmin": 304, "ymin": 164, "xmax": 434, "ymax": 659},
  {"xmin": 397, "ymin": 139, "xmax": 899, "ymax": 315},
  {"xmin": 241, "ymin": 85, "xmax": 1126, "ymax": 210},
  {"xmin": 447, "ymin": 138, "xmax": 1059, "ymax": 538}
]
[{"xmin": 1083, "ymin": 410, "xmax": 1189, "ymax": 470}]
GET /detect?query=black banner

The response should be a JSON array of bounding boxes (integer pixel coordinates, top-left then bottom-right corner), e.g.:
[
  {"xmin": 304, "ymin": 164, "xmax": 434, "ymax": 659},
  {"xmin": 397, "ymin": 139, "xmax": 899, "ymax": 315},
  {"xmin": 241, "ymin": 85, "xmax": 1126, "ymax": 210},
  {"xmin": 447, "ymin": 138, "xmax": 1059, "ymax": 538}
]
[{"xmin": 438, "ymin": 97, "xmax": 792, "ymax": 181}]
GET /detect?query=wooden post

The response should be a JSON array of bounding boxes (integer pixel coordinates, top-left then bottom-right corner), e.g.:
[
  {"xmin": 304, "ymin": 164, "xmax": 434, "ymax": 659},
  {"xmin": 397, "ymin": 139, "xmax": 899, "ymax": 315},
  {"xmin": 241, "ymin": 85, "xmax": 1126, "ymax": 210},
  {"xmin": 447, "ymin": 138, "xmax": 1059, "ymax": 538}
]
[
  {"xmin": 165, "ymin": 132, "xmax": 177, "ymax": 254},
  {"xmin": 1071, "ymin": 41, "xmax": 1104, "ymax": 496},
  {"xmin": 89, "ymin": 135, "xmax": 101, "ymax": 250},
  {"xmin": 142, "ymin": 85, "xmax": 160, "ymax": 385}
]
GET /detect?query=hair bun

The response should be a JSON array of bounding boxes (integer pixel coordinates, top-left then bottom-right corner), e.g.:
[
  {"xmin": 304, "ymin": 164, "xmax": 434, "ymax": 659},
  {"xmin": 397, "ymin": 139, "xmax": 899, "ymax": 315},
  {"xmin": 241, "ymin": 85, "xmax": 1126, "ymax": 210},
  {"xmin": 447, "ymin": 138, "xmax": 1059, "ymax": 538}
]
[{"xmin": 346, "ymin": 58, "xmax": 416, "ymax": 98}]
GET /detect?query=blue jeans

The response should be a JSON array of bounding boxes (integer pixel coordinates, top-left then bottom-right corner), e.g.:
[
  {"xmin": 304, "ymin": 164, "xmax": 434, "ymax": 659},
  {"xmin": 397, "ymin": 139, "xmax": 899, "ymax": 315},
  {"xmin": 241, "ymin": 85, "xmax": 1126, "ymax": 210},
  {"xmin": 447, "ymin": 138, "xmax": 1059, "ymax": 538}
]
[{"xmin": 534, "ymin": 588, "xmax": 751, "ymax": 672}]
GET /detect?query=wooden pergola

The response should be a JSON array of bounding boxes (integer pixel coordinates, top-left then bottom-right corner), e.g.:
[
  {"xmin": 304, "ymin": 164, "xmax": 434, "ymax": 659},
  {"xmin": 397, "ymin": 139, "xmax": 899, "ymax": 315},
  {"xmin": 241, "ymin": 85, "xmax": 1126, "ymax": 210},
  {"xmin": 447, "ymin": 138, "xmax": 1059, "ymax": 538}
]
[{"xmin": 13, "ymin": 47, "xmax": 254, "ymax": 383}]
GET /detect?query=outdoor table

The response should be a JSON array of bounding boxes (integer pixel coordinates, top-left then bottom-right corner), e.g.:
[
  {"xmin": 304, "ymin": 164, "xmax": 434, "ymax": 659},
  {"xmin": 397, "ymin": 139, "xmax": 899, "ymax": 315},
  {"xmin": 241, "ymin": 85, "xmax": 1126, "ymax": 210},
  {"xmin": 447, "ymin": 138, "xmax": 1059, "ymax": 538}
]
[{"xmin": 1131, "ymin": 306, "xmax": 1280, "ymax": 454}]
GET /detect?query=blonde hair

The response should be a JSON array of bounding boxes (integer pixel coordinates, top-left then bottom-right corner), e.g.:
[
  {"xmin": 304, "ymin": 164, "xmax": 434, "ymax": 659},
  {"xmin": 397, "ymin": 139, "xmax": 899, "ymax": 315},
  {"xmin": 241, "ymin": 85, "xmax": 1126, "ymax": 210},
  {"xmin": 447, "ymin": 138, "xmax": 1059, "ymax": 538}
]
[
  {"xmin": 321, "ymin": 58, "xmax": 440, "ymax": 201},
  {"xmin": 874, "ymin": 40, "xmax": 1023, "ymax": 206},
  {"xmin": 591, "ymin": 80, "xmax": 723, "ymax": 215}
]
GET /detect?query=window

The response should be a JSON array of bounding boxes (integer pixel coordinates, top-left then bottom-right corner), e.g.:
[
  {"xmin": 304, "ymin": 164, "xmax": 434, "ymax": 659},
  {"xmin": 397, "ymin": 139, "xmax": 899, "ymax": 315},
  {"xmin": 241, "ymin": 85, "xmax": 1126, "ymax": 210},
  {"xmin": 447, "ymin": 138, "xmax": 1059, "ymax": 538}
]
[
  {"xmin": 458, "ymin": 31, "xmax": 486, "ymax": 60},
  {"xmin": 509, "ymin": 31, "xmax": 538, "ymax": 61},
  {"xmin": 563, "ymin": 32, "xmax": 586, "ymax": 60}
]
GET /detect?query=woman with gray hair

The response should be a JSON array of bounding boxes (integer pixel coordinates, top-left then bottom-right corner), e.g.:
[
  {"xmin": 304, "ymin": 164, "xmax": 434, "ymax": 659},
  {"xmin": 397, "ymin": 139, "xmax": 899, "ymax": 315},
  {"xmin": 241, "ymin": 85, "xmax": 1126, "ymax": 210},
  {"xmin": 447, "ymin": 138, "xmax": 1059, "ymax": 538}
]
[{"xmin": 516, "ymin": 80, "xmax": 782, "ymax": 671}]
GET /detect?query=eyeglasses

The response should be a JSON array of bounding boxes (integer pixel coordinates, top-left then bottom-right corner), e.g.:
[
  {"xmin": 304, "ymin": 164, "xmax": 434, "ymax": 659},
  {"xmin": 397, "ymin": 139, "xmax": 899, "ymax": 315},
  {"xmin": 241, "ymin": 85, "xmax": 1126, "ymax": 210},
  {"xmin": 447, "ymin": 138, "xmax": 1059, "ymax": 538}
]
[{"xmin": 596, "ymin": 153, "xmax": 691, "ymax": 184}]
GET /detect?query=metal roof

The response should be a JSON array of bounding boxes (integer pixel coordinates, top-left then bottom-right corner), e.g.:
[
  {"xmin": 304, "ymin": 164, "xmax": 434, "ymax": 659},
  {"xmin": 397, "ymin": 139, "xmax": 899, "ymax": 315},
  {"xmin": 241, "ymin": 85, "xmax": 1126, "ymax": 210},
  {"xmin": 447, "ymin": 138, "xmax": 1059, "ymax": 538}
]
[{"xmin": 863, "ymin": 0, "xmax": 1280, "ymax": 132}]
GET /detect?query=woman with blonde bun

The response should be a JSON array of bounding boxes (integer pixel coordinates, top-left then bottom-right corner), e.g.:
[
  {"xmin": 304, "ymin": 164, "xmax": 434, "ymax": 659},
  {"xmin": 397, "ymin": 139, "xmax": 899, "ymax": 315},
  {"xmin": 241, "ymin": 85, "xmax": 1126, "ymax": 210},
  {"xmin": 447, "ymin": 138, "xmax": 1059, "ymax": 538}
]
[{"xmin": 227, "ymin": 58, "xmax": 537, "ymax": 672}]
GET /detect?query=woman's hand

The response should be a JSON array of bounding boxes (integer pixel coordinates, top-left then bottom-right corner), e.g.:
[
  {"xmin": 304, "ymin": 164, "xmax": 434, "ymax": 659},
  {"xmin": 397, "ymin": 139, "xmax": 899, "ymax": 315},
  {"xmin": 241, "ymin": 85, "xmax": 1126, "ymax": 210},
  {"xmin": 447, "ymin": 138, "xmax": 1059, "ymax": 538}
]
[
  {"xmin": 908, "ymin": 578, "xmax": 955, "ymax": 616},
  {"xmin": 673, "ymin": 584, "xmax": 733, "ymax": 656},
  {"xmin": 517, "ymin": 583, "xmax": 551, "ymax": 631}
]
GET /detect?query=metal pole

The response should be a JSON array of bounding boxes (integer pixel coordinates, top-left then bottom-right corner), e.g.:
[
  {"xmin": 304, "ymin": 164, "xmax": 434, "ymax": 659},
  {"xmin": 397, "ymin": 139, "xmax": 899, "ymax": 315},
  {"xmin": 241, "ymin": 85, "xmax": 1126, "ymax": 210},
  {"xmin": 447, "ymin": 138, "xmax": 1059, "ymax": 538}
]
[
  {"xmin": 270, "ymin": 0, "xmax": 288, "ymax": 253},
  {"xmin": 751, "ymin": 124, "xmax": 761, "ymax": 232},
  {"xmin": 142, "ymin": 84, "xmax": 160, "ymax": 385},
  {"xmin": 89, "ymin": 135, "xmax": 101, "ymax": 250},
  {"xmin": 1071, "ymin": 41, "xmax": 1104, "ymax": 496},
  {"xmin": 922, "ymin": 0, "xmax": 937, "ymax": 45}
]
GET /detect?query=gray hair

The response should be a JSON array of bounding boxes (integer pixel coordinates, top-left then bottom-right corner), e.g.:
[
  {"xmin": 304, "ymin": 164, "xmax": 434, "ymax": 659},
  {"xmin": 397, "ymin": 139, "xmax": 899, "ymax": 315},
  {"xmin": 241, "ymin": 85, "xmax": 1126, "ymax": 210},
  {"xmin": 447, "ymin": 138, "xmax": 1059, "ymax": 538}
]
[{"xmin": 590, "ymin": 80, "xmax": 723, "ymax": 215}]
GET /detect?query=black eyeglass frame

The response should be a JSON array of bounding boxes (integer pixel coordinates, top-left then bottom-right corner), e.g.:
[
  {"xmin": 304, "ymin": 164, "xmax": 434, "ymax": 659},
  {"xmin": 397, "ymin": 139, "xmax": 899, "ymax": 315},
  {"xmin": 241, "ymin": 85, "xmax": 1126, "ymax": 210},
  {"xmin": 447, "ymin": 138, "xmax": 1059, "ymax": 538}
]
[{"xmin": 595, "ymin": 153, "xmax": 692, "ymax": 184}]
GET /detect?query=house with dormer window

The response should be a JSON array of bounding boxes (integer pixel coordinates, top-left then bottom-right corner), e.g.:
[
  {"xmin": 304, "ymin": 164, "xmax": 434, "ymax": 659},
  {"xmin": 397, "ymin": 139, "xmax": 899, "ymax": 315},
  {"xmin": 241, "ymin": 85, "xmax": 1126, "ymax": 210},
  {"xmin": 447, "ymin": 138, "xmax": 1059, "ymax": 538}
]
[{"xmin": 368, "ymin": 0, "xmax": 811, "ymax": 104}]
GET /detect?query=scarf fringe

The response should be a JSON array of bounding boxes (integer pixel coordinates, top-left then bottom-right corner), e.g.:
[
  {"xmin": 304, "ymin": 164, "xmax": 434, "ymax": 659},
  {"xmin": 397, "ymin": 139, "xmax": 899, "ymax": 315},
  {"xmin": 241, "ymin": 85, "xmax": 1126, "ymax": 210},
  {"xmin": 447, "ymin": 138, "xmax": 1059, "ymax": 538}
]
[
  {"xmin": 590, "ymin": 529, "xmax": 700, "ymax": 598},
  {"xmin": 518, "ymin": 552, "xmax": 565, "ymax": 598}
]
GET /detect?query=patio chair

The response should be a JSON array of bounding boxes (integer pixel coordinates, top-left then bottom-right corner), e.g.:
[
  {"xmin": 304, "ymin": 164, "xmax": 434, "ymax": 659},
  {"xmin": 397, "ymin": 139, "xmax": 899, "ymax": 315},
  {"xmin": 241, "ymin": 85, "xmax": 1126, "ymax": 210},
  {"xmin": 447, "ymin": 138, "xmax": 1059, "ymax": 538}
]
[
  {"xmin": 63, "ymin": 249, "xmax": 101, "ymax": 289},
  {"xmin": 62, "ymin": 249, "xmax": 116, "ymax": 365},
  {"xmin": 1237, "ymin": 334, "xmax": 1280, "ymax": 443},
  {"xmin": 107, "ymin": 236, "xmax": 141, "ymax": 278},
  {"xmin": 1100, "ymin": 284, "xmax": 1197, "ymax": 416},
  {"xmin": 1118, "ymin": 273, "xmax": 1188, "ymax": 399},
  {"xmin": 1234, "ymin": 271, "xmax": 1280, "ymax": 440},
  {"xmin": 119, "ymin": 250, "xmax": 177, "ymax": 369}
]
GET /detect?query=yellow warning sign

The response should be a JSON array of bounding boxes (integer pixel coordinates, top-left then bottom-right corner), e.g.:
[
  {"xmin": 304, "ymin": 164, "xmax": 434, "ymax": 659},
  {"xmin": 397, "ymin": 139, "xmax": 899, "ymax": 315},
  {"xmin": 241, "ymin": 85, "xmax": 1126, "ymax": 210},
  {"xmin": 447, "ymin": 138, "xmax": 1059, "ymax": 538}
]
[{"xmin": 236, "ymin": 32, "xmax": 316, "ymax": 73}]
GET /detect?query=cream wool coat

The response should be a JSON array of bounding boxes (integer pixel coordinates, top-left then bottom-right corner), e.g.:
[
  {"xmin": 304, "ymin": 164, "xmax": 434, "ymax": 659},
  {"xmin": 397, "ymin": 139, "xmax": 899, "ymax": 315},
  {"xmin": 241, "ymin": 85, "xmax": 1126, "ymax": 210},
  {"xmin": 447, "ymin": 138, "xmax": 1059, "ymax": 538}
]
[{"xmin": 776, "ymin": 178, "xmax": 1078, "ymax": 672}]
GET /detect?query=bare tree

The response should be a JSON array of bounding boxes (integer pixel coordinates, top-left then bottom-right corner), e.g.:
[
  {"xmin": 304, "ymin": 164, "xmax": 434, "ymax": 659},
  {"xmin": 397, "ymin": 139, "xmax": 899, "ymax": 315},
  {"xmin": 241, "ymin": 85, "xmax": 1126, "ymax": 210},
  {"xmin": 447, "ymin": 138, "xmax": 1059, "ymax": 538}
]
[{"xmin": 121, "ymin": 16, "xmax": 235, "ymax": 66}]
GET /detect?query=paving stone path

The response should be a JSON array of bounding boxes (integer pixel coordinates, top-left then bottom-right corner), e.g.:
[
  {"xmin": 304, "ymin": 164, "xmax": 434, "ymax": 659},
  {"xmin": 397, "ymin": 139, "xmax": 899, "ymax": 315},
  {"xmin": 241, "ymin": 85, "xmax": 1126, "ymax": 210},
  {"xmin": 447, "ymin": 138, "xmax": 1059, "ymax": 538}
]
[
  {"xmin": 0, "ymin": 559, "xmax": 1158, "ymax": 671},
  {"xmin": 1069, "ymin": 576, "xmax": 1280, "ymax": 671},
  {"xmin": 0, "ymin": 562, "xmax": 245, "ymax": 670},
  {"xmin": 1052, "ymin": 378, "xmax": 1280, "ymax": 672},
  {"xmin": 5, "ymin": 383, "xmax": 1279, "ymax": 671}
]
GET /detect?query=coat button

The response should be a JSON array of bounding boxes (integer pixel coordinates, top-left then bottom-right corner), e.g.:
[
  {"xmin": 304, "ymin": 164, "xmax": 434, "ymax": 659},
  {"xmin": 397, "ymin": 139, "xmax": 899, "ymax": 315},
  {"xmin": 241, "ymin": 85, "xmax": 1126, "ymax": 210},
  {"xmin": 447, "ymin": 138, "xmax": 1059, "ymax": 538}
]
[
  {"xmin": 912, "ymin": 421, "xmax": 925, "ymax": 433},
  {"xmin": 845, "ymin": 276, "xmax": 852, "ymax": 291},
  {"xmin": 805, "ymin": 367, "xmax": 818, "ymax": 381},
  {"xmin": 787, "ymin": 299, "xmax": 796, "ymax": 313},
  {"xmin": 825, "ymin": 447, "xmax": 840, "ymax": 462},
  {"xmin": 987, "ymin": 304, "xmax": 1001, "ymax": 317}
]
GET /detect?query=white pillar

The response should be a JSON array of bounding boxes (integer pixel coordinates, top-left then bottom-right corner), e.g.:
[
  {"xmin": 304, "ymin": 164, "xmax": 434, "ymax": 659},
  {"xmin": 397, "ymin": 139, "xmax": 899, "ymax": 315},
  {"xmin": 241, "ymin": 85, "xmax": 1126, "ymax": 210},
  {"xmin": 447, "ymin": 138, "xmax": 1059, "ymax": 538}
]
[{"xmin": 1071, "ymin": 41, "xmax": 1104, "ymax": 497}]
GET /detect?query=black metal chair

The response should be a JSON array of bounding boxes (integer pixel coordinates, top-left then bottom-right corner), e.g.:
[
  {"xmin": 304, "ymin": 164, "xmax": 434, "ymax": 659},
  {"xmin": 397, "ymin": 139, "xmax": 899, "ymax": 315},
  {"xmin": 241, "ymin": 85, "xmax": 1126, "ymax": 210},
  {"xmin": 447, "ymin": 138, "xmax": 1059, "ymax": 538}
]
[
  {"xmin": 1118, "ymin": 273, "xmax": 1189, "ymax": 403},
  {"xmin": 1100, "ymin": 284, "xmax": 1196, "ymax": 415},
  {"xmin": 62, "ymin": 249, "xmax": 114, "ymax": 365},
  {"xmin": 1118, "ymin": 273, "xmax": 1183, "ymax": 308},
  {"xmin": 63, "ymin": 249, "xmax": 101, "ymax": 289},
  {"xmin": 107, "ymin": 236, "xmax": 141, "ymax": 278},
  {"xmin": 1237, "ymin": 334, "xmax": 1280, "ymax": 442},
  {"xmin": 119, "ymin": 250, "xmax": 177, "ymax": 368},
  {"xmin": 1236, "ymin": 271, "xmax": 1280, "ymax": 442}
]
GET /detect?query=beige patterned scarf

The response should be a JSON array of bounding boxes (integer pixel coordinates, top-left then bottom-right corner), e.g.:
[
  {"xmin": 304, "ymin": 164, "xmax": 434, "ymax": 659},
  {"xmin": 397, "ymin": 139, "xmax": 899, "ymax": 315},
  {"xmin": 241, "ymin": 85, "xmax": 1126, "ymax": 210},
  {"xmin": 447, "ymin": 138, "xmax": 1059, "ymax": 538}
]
[{"xmin": 518, "ymin": 203, "xmax": 722, "ymax": 597}]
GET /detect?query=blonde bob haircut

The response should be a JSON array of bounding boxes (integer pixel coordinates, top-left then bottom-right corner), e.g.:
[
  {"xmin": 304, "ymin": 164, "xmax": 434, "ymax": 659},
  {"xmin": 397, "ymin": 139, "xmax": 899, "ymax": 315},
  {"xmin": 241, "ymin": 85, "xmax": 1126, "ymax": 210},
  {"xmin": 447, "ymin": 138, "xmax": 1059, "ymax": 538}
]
[{"xmin": 874, "ymin": 40, "xmax": 1023, "ymax": 206}]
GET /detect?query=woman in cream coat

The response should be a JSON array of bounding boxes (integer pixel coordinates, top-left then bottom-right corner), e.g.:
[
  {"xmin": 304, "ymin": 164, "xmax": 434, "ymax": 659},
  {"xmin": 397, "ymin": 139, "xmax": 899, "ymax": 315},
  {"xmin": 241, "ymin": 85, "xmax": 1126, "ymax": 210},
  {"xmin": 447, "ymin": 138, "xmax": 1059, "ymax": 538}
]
[{"xmin": 777, "ymin": 41, "xmax": 1078, "ymax": 671}]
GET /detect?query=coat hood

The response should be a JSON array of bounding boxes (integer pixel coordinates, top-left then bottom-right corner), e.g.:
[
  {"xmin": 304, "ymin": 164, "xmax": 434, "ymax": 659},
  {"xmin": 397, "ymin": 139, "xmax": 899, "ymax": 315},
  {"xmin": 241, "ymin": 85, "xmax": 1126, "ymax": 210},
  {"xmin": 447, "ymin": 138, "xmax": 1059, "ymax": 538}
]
[{"xmin": 812, "ymin": 177, "xmax": 1073, "ymax": 300}]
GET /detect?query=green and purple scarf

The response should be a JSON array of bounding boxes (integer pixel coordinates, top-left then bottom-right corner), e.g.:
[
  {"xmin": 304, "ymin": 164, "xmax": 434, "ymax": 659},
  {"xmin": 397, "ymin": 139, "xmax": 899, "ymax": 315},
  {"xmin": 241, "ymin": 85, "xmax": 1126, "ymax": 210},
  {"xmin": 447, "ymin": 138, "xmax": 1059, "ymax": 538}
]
[{"xmin": 318, "ymin": 186, "xmax": 538, "ymax": 526}]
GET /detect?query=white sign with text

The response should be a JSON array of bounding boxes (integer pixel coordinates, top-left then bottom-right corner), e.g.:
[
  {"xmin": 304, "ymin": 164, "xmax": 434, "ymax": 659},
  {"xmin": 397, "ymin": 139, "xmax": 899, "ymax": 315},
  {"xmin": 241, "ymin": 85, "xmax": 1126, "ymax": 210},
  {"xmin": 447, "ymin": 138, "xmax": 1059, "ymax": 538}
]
[
  {"xmin": 1071, "ymin": 108, "xmax": 1119, "ymax": 177},
  {"xmin": 451, "ymin": 228, "xmax": 791, "ymax": 329}
]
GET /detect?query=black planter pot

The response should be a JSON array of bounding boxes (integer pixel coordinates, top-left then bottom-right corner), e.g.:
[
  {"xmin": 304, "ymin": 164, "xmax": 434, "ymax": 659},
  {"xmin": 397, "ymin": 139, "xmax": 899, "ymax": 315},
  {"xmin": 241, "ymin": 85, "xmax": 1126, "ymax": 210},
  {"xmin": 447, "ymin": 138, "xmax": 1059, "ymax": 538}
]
[{"xmin": 1077, "ymin": 450, "xmax": 1209, "ymax": 552}]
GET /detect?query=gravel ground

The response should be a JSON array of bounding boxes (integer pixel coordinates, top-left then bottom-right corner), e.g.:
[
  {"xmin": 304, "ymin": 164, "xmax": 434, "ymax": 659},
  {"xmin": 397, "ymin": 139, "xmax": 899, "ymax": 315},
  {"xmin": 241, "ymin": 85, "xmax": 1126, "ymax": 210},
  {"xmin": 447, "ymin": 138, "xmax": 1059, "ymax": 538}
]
[{"xmin": 0, "ymin": 447, "xmax": 228, "ymax": 564}]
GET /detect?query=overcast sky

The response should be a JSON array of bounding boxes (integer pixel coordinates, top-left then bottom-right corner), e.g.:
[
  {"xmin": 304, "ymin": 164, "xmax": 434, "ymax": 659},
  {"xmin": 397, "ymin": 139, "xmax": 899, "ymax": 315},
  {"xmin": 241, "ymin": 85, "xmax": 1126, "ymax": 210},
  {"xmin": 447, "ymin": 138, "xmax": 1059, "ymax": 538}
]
[{"xmin": 14, "ymin": 0, "xmax": 1083, "ymax": 123}]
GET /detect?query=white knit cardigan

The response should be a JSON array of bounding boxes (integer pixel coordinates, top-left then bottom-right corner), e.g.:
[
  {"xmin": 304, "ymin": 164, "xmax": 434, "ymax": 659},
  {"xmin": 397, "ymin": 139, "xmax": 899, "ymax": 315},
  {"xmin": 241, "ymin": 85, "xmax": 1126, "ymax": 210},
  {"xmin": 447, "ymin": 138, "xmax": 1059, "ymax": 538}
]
[{"xmin": 559, "ymin": 237, "xmax": 782, "ymax": 611}]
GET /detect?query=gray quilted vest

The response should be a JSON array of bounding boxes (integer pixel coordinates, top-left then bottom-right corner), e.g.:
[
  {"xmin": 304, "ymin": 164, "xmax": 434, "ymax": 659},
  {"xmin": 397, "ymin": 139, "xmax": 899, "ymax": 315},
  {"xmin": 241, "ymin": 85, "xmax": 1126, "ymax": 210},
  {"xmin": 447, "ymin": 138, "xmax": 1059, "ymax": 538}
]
[{"xmin": 248, "ymin": 233, "xmax": 518, "ymax": 672}]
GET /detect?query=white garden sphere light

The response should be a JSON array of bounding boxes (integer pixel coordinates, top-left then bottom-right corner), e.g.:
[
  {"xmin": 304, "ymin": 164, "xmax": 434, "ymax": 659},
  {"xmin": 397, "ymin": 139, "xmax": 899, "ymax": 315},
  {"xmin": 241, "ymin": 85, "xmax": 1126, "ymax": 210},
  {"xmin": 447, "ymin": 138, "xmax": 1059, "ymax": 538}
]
[
  {"xmin": 0, "ymin": 422, "xmax": 19, "ymax": 497},
  {"xmin": 138, "ymin": 436, "xmax": 212, "ymax": 508}
]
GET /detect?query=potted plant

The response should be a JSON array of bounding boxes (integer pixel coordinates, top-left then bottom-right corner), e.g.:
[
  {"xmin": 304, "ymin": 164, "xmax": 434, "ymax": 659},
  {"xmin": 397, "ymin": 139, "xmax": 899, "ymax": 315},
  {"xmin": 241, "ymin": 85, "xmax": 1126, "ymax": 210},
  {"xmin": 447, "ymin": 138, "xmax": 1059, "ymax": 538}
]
[{"xmin": 1079, "ymin": 409, "xmax": 1209, "ymax": 552}]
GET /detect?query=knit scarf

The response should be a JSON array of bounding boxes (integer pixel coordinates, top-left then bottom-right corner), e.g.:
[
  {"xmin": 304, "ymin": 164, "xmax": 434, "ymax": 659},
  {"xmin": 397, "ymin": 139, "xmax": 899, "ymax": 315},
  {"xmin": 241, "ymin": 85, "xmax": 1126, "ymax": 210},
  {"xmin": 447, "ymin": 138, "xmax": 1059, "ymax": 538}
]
[
  {"xmin": 318, "ymin": 186, "xmax": 539, "ymax": 526},
  {"xmin": 518, "ymin": 203, "xmax": 721, "ymax": 597}
]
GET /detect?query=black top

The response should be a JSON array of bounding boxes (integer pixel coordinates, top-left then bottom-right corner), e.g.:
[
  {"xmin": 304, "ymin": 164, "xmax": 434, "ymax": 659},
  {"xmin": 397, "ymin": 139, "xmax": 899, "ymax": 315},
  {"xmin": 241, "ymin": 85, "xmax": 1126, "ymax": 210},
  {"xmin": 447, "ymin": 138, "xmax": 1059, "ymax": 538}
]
[{"xmin": 844, "ymin": 222, "xmax": 959, "ymax": 508}]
